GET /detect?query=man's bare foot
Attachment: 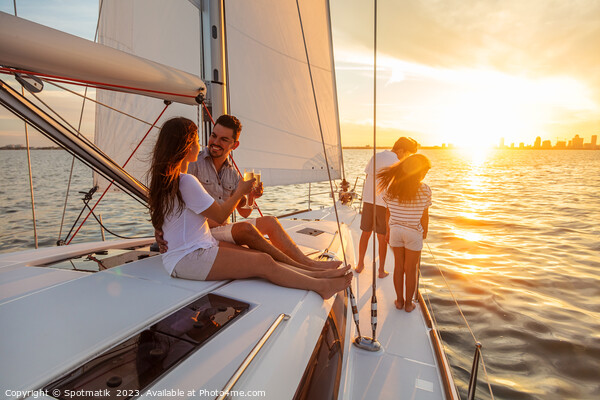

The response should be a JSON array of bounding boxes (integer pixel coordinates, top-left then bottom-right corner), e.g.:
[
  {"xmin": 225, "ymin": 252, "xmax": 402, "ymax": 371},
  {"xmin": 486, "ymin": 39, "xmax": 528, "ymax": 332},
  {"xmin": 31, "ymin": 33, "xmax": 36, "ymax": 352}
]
[
  {"xmin": 405, "ymin": 301, "xmax": 416, "ymax": 313},
  {"xmin": 311, "ymin": 259, "xmax": 343, "ymax": 270},
  {"xmin": 394, "ymin": 299, "xmax": 404, "ymax": 310},
  {"xmin": 311, "ymin": 264, "xmax": 351, "ymax": 278},
  {"xmin": 354, "ymin": 263, "xmax": 364, "ymax": 273},
  {"xmin": 316, "ymin": 273, "xmax": 352, "ymax": 300},
  {"xmin": 378, "ymin": 270, "xmax": 389, "ymax": 278}
]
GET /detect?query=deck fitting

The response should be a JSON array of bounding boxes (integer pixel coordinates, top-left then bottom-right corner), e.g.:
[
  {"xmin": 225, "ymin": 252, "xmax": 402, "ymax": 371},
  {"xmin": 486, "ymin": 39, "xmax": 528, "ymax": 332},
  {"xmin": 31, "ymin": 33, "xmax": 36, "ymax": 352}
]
[{"xmin": 353, "ymin": 336, "xmax": 382, "ymax": 352}]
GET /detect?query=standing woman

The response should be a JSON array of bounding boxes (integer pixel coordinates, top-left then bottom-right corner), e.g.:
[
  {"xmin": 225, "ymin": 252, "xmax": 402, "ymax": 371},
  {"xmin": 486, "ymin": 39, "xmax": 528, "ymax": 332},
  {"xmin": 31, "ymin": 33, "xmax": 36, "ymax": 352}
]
[
  {"xmin": 148, "ymin": 117, "xmax": 351, "ymax": 299},
  {"xmin": 377, "ymin": 154, "xmax": 432, "ymax": 312}
]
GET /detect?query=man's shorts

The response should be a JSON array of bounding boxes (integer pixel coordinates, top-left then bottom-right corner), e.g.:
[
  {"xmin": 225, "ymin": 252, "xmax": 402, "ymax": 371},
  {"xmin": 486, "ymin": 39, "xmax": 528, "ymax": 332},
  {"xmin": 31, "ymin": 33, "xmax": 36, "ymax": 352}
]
[
  {"xmin": 210, "ymin": 218, "xmax": 257, "ymax": 244},
  {"xmin": 389, "ymin": 225, "xmax": 423, "ymax": 251},
  {"xmin": 171, "ymin": 245, "xmax": 220, "ymax": 281},
  {"xmin": 360, "ymin": 202, "xmax": 387, "ymax": 235}
]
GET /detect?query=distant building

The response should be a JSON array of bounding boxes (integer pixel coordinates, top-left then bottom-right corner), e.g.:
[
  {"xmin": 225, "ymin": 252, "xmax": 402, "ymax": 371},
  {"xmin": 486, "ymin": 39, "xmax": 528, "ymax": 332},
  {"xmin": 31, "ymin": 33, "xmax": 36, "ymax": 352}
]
[
  {"xmin": 499, "ymin": 137, "xmax": 505, "ymax": 148},
  {"xmin": 555, "ymin": 141, "xmax": 566, "ymax": 149},
  {"xmin": 534, "ymin": 136, "xmax": 541, "ymax": 148},
  {"xmin": 572, "ymin": 135, "xmax": 584, "ymax": 149},
  {"xmin": 592, "ymin": 135, "xmax": 598, "ymax": 147},
  {"xmin": 542, "ymin": 140, "xmax": 552, "ymax": 149},
  {"xmin": 510, "ymin": 143, "xmax": 515, "ymax": 149},
  {"xmin": 519, "ymin": 142, "xmax": 525, "ymax": 149}
]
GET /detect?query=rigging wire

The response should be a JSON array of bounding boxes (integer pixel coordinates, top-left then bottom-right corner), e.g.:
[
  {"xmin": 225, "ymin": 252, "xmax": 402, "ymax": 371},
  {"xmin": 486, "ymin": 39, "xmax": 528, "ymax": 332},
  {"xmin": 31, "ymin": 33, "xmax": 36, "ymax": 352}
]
[
  {"xmin": 46, "ymin": 80, "xmax": 158, "ymax": 129},
  {"xmin": 294, "ymin": 0, "xmax": 363, "ymax": 340},
  {"xmin": 65, "ymin": 103, "xmax": 170, "ymax": 245},
  {"xmin": 424, "ymin": 242, "xmax": 496, "ymax": 399},
  {"xmin": 13, "ymin": 0, "xmax": 38, "ymax": 249},
  {"xmin": 0, "ymin": 67, "xmax": 199, "ymax": 102},
  {"xmin": 369, "ymin": 0, "xmax": 379, "ymax": 341},
  {"xmin": 59, "ymin": 0, "xmax": 104, "ymax": 242}
]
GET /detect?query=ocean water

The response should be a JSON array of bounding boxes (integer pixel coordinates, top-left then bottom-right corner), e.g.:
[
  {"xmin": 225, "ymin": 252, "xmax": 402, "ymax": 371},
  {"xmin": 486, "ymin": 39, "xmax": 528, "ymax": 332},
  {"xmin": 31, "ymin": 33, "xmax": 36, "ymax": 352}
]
[{"xmin": 1, "ymin": 148, "xmax": 599, "ymax": 399}]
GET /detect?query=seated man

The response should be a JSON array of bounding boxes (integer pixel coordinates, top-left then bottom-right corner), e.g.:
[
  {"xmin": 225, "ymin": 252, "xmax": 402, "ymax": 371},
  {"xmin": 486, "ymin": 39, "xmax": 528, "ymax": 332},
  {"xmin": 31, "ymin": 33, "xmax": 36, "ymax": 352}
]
[{"xmin": 156, "ymin": 114, "xmax": 341, "ymax": 270}]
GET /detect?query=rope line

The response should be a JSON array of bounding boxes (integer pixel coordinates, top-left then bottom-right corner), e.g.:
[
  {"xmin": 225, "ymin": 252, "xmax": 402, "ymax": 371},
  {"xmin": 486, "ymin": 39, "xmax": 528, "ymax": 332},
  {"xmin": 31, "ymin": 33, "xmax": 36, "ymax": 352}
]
[{"xmin": 424, "ymin": 241, "xmax": 495, "ymax": 399}]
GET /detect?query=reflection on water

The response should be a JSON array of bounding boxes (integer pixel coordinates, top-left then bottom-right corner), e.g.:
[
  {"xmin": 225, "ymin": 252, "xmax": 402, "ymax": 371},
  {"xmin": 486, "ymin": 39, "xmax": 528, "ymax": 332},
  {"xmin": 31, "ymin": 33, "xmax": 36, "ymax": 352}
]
[{"xmin": 1, "ymin": 148, "xmax": 599, "ymax": 399}]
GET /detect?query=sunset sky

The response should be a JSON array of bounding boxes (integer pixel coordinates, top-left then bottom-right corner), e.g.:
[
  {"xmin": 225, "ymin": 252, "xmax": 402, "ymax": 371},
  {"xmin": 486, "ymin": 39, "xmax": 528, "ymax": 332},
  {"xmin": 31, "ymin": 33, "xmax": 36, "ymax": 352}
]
[{"xmin": 1, "ymin": 0, "xmax": 599, "ymax": 148}]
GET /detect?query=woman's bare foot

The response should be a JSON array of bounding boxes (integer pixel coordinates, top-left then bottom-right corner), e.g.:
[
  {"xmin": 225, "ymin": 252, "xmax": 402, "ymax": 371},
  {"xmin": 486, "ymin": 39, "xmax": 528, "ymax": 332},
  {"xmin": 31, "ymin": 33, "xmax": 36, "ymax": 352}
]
[
  {"xmin": 405, "ymin": 301, "xmax": 416, "ymax": 313},
  {"xmin": 316, "ymin": 273, "xmax": 352, "ymax": 300},
  {"xmin": 354, "ymin": 263, "xmax": 364, "ymax": 273},
  {"xmin": 394, "ymin": 299, "xmax": 404, "ymax": 310},
  {"xmin": 378, "ymin": 270, "xmax": 389, "ymax": 278},
  {"xmin": 311, "ymin": 264, "xmax": 351, "ymax": 278}
]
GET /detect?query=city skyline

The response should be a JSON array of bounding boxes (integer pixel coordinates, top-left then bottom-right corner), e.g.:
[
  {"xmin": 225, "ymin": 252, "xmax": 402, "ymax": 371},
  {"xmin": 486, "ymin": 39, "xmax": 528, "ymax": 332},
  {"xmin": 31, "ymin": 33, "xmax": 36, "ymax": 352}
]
[{"xmin": 1, "ymin": 0, "xmax": 600, "ymax": 149}]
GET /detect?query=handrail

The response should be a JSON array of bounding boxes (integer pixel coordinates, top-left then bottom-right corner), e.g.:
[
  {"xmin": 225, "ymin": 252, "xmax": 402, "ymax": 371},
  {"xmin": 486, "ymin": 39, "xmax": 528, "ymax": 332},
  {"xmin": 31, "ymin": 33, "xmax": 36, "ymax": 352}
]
[{"xmin": 216, "ymin": 313, "xmax": 290, "ymax": 400}]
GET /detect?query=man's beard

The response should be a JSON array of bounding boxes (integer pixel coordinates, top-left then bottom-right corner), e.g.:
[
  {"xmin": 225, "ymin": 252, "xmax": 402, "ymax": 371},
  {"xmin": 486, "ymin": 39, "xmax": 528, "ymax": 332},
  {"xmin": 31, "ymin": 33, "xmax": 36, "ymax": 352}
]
[{"xmin": 209, "ymin": 144, "xmax": 224, "ymax": 157}]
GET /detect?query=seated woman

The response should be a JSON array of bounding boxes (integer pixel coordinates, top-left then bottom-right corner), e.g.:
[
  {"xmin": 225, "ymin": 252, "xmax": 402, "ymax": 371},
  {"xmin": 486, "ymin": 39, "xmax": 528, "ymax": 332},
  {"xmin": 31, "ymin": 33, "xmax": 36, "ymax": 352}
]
[{"xmin": 148, "ymin": 117, "xmax": 352, "ymax": 300}]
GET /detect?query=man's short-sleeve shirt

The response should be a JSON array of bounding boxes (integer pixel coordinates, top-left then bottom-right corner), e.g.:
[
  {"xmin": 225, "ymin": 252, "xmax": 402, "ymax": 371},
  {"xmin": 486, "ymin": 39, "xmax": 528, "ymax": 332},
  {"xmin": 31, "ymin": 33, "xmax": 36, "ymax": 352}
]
[{"xmin": 187, "ymin": 148, "xmax": 240, "ymax": 222}]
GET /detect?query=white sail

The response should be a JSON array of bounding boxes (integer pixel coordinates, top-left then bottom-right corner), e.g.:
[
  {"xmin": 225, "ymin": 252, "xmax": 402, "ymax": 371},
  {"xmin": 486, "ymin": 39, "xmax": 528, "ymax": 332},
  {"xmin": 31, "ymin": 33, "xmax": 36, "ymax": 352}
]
[
  {"xmin": 94, "ymin": 0, "xmax": 343, "ymax": 190},
  {"xmin": 93, "ymin": 0, "xmax": 204, "ymax": 190},
  {"xmin": 224, "ymin": 0, "xmax": 344, "ymax": 186}
]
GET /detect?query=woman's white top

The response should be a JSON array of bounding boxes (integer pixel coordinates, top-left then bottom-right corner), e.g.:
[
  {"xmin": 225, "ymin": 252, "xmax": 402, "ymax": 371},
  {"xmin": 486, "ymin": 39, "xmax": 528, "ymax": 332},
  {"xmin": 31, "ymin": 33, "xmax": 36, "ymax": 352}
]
[
  {"xmin": 161, "ymin": 174, "xmax": 217, "ymax": 275},
  {"xmin": 384, "ymin": 183, "xmax": 432, "ymax": 233}
]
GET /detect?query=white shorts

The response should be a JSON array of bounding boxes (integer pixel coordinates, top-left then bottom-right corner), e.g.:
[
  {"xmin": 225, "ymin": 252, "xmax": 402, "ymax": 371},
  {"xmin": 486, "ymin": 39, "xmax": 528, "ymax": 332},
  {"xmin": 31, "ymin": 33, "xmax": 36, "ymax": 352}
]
[
  {"xmin": 171, "ymin": 246, "xmax": 220, "ymax": 281},
  {"xmin": 389, "ymin": 225, "xmax": 423, "ymax": 251},
  {"xmin": 210, "ymin": 218, "xmax": 257, "ymax": 244}
]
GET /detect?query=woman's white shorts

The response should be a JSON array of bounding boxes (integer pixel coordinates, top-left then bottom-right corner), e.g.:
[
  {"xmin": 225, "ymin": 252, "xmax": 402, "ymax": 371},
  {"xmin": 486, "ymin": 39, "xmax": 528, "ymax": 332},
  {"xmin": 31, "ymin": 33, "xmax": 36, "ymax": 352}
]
[
  {"xmin": 389, "ymin": 225, "xmax": 423, "ymax": 251},
  {"xmin": 171, "ymin": 246, "xmax": 220, "ymax": 281}
]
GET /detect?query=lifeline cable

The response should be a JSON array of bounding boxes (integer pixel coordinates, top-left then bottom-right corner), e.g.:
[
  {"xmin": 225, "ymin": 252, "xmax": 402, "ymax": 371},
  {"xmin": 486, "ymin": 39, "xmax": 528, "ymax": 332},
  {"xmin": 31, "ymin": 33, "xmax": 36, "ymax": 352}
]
[{"xmin": 424, "ymin": 242, "xmax": 495, "ymax": 399}]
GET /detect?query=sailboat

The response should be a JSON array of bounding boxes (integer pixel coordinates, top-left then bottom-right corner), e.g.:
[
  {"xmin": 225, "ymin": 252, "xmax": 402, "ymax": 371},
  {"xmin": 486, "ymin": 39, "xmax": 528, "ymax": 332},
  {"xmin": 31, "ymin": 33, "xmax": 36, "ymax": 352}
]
[{"xmin": 0, "ymin": 1, "xmax": 460, "ymax": 399}]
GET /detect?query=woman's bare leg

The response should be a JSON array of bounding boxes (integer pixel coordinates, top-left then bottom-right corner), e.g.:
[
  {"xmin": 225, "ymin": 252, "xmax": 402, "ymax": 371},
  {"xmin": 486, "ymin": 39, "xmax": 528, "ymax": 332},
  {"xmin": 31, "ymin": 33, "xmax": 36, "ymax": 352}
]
[
  {"xmin": 403, "ymin": 249, "xmax": 421, "ymax": 312},
  {"xmin": 206, "ymin": 242, "xmax": 352, "ymax": 299},
  {"xmin": 391, "ymin": 246, "xmax": 405, "ymax": 309},
  {"xmin": 376, "ymin": 233, "xmax": 389, "ymax": 278}
]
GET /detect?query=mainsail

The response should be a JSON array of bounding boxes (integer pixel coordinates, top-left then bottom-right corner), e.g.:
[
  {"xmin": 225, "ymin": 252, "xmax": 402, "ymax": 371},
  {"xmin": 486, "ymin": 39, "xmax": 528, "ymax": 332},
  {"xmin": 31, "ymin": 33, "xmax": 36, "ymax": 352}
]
[
  {"xmin": 224, "ymin": 0, "xmax": 344, "ymax": 186},
  {"xmin": 94, "ymin": 0, "xmax": 204, "ymax": 191},
  {"xmin": 95, "ymin": 0, "xmax": 343, "ymax": 189}
]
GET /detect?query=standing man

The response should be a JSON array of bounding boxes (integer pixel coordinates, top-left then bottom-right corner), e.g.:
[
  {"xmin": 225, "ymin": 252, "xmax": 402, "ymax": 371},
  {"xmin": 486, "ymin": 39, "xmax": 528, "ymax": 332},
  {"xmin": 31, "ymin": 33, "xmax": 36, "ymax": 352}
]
[
  {"xmin": 156, "ymin": 114, "xmax": 341, "ymax": 270},
  {"xmin": 355, "ymin": 137, "xmax": 418, "ymax": 277}
]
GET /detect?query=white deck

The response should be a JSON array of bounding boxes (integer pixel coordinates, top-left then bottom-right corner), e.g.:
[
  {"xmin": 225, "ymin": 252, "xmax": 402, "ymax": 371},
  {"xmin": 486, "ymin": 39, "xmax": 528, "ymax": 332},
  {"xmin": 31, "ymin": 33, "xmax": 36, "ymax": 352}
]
[
  {"xmin": 301, "ymin": 204, "xmax": 450, "ymax": 399},
  {"xmin": 0, "ymin": 205, "xmax": 453, "ymax": 400}
]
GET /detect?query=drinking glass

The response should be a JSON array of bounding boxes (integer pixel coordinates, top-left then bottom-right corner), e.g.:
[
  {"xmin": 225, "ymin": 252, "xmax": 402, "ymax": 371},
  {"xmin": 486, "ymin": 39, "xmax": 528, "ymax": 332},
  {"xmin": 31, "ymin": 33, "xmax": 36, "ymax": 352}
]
[
  {"xmin": 241, "ymin": 169, "xmax": 254, "ymax": 209},
  {"xmin": 252, "ymin": 170, "xmax": 261, "ymax": 209}
]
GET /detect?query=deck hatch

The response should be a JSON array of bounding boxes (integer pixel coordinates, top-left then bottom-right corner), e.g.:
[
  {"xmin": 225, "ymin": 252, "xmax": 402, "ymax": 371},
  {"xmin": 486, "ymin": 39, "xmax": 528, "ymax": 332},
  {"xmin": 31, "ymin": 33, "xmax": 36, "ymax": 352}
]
[
  {"xmin": 297, "ymin": 227, "xmax": 325, "ymax": 236},
  {"xmin": 45, "ymin": 294, "xmax": 249, "ymax": 399}
]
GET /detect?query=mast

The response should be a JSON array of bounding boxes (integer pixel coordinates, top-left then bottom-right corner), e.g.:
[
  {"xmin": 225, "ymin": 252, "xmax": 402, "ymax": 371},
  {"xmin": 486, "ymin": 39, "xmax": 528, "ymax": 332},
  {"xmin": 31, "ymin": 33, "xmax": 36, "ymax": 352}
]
[{"xmin": 202, "ymin": 0, "xmax": 228, "ymax": 141}]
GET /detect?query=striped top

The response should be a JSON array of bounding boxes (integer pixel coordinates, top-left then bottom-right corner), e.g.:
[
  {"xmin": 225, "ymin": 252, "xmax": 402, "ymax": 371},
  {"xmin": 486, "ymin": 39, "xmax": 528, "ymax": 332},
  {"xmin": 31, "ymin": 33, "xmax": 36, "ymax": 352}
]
[{"xmin": 384, "ymin": 183, "xmax": 432, "ymax": 233}]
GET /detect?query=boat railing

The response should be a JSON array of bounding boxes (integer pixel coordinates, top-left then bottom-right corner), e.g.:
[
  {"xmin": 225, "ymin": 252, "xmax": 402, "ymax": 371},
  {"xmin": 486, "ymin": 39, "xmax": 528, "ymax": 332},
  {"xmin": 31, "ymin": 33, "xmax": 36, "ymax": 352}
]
[
  {"xmin": 217, "ymin": 313, "xmax": 290, "ymax": 400},
  {"xmin": 422, "ymin": 242, "xmax": 496, "ymax": 400}
]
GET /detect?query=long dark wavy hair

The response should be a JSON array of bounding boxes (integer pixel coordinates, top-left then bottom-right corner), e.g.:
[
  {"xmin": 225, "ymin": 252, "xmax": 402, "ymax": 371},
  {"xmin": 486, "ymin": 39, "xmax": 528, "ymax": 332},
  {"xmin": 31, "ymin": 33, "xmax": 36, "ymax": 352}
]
[
  {"xmin": 148, "ymin": 117, "xmax": 198, "ymax": 229},
  {"xmin": 377, "ymin": 153, "xmax": 431, "ymax": 203}
]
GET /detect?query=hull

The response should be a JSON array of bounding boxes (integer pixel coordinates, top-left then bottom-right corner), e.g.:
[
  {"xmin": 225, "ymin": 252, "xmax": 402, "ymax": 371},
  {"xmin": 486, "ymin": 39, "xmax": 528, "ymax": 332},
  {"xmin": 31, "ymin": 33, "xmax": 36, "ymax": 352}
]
[{"xmin": 0, "ymin": 204, "xmax": 456, "ymax": 399}]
